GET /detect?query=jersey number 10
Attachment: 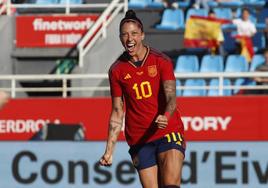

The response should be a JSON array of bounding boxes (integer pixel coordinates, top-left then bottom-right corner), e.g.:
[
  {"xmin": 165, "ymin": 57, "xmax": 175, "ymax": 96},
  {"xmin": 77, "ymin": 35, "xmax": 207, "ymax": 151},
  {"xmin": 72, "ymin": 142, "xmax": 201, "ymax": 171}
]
[{"xmin": 132, "ymin": 81, "xmax": 152, "ymax": 100}]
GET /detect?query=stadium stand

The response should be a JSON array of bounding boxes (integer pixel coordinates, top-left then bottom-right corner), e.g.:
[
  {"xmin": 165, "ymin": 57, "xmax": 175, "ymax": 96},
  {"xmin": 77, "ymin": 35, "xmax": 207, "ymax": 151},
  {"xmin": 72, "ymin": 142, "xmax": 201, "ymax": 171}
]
[
  {"xmin": 233, "ymin": 77, "xmax": 255, "ymax": 94},
  {"xmin": 200, "ymin": 55, "xmax": 224, "ymax": 72},
  {"xmin": 177, "ymin": 0, "xmax": 191, "ymax": 8},
  {"xmin": 148, "ymin": 0, "xmax": 164, "ymax": 8},
  {"xmin": 256, "ymin": 8, "xmax": 268, "ymax": 29},
  {"xmin": 257, "ymin": 8, "xmax": 268, "ymax": 24},
  {"xmin": 214, "ymin": 7, "xmax": 233, "ymax": 20},
  {"xmin": 207, "ymin": 1, "xmax": 218, "ymax": 8},
  {"xmin": 176, "ymin": 79, "xmax": 182, "ymax": 96},
  {"xmin": 217, "ymin": 0, "xmax": 244, "ymax": 7},
  {"xmin": 242, "ymin": 0, "xmax": 266, "ymax": 7},
  {"xmin": 225, "ymin": 55, "xmax": 248, "ymax": 72},
  {"xmin": 252, "ymin": 32, "xmax": 266, "ymax": 52},
  {"xmin": 19, "ymin": 58, "xmax": 76, "ymax": 97},
  {"xmin": 175, "ymin": 55, "xmax": 199, "ymax": 73},
  {"xmin": 183, "ymin": 79, "xmax": 206, "ymax": 96},
  {"xmin": 224, "ymin": 55, "xmax": 250, "ymax": 94},
  {"xmin": 128, "ymin": 0, "xmax": 151, "ymax": 8},
  {"xmin": 156, "ymin": 8, "xmax": 184, "ymax": 30},
  {"xmin": 250, "ymin": 54, "xmax": 265, "ymax": 71},
  {"xmin": 186, "ymin": 8, "xmax": 208, "ymax": 20},
  {"xmin": 207, "ymin": 78, "xmax": 232, "ymax": 96},
  {"xmin": 35, "ymin": 0, "xmax": 58, "ymax": 4},
  {"xmin": 59, "ymin": 0, "xmax": 83, "ymax": 4}
]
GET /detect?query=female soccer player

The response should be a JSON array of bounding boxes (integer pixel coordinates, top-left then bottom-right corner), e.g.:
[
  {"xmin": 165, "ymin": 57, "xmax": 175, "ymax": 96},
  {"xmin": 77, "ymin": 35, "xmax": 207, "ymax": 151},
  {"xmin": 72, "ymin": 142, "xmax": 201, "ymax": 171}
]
[{"xmin": 100, "ymin": 10, "xmax": 185, "ymax": 188}]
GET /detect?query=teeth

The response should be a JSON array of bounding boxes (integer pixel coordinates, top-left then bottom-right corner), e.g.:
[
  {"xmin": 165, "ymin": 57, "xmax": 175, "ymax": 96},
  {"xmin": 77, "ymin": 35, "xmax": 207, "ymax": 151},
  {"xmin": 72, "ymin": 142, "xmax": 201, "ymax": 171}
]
[{"xmin": 127, "ymin": 44, "xmax": 135, "ymax": 48}]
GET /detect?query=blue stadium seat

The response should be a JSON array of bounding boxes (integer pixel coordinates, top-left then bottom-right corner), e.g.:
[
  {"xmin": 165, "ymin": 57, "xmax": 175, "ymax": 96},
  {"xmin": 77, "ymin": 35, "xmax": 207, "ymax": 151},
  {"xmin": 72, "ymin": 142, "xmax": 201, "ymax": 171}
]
[
  {"xmin": 183, "ymin": 79, "xmax": 207, "ymax": 96},
  {"xmin": 156, "ymin": 9, "xmax": 184, "ymax": 30},
  {"xmin": 186, "ymin": 8, "xmax": 208, "ymax": 21},
  {"xmin": 128, "ymin": 0, "xmax": 151, "ymax": 8},
  {"xmin": 175, "ymin": 55, "xmax": 199, "ymax": 73},
  {"xmin": 59, "ymin": 0, "xmax": 83, "ymax": 4},
  {"xmin": 214, "ymin": 8, "xmax": 232, "ymax": 20},
  {"xmin": 176, "ymin": 80, "xmax": 182, "ymax": 96},
  {"xmin": 208, "ymin": 78, "xmax": 232, "ymax": 96},
  {"xmin": 250, "ymin": 54, "xmax": 265, "ymax": 71},
  {"xmin": 224, "ymin": 54, "xmax": 260, "ymax": 94},
  {"xmin": 242, "ymin": 0, "xmax": 265, "ymax": 6},
  {"xmin": 208, "ymin": 1, "xmax": 218, "ymax": 7},
  {"xmin": 233, "ymin": 78, "xmax": 256, "ymax": 94},
  {"xmin": 218, "ymin": 0, "xmax": 244, "ymax": 7},
  {"xmin": 200, "ymin": 55, "xmax": 224, "ymax": 72},
  {"xmin": 225, "ymin": 55, "xmax": 248, "ymax": 72},
  {"xmin": 148, "ymin": 0, "xmax": 164, "ymax": 8},
  {"xmin": 178, "ymin": 0, "xmax": 190, "ymax": 8},
  {"xmin": 35, "ymin": 0, "xmax": 58, "ymax": 4}
]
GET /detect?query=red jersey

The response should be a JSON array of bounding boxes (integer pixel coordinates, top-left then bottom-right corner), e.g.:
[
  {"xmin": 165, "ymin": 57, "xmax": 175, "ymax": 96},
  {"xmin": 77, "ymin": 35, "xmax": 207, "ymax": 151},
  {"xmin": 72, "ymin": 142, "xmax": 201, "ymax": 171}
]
[{"xmin": 109, "ymin": 47, "xmax": 184, "ymax": 146}]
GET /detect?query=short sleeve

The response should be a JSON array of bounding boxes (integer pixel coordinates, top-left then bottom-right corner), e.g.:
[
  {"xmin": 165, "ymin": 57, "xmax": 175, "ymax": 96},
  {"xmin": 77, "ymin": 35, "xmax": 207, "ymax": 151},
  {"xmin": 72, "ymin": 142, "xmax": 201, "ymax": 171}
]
[
  {"xmin": 109, "ymin": 68, "xmax": 122, "ymax": 97},
  {"xmin": 160, "ymin": 58, "xmax": 175, "ymax": 81}
]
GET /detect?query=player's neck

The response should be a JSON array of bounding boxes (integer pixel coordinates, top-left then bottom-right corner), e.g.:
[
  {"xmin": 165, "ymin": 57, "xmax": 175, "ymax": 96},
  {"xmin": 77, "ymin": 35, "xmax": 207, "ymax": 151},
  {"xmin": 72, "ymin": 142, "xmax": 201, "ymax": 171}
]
[{"xmin": 130, "ymin": 45, "xmax": 147, "ymax": 62}]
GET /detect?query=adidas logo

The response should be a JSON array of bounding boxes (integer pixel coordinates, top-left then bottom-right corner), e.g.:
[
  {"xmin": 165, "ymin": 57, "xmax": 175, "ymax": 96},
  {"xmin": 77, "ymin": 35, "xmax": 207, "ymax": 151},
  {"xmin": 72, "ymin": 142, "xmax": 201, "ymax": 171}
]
[
  {"xmin": 124, "ymin": 73, "xmax": 131, "ymax": 80},
  {"xmin": 136, "ymin": 71, "xmax": 143, "ymax": 75}
]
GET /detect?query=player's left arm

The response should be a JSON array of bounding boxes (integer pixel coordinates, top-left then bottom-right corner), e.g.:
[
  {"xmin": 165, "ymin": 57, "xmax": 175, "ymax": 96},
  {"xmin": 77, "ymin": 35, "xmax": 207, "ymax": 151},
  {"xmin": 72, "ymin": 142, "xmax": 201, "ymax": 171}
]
[
  {"xmin": 163, "ymin": 80, "xmax": 177, "ymax": 115},
  {"xmin": 155, "ymin": 80, "xmax": 176, "ymax": 129}
]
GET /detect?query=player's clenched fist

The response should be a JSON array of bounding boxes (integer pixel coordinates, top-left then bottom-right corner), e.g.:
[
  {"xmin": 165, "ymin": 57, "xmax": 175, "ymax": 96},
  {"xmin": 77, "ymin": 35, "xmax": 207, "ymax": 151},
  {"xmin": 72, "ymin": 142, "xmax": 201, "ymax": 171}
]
[
  {"xmin": 99, "ymin": 153, "xmax": 113, "ymax": 166},
  {"xmin": 155, "ymin": 115, "xmax": 168, "ymax": 129}
]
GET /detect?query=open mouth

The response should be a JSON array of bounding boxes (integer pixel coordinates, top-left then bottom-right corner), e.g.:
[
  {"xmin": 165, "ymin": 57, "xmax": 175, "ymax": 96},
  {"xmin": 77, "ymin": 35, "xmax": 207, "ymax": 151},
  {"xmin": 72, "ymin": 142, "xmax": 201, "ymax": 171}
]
[{"xmin": 126, "ymin": 43, "xmax": 135, "ymax": 52}]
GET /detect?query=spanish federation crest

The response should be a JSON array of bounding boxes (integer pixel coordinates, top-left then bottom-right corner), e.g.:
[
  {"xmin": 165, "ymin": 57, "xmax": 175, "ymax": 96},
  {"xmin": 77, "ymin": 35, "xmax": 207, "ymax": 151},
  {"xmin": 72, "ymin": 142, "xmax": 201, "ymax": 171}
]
[{"xmin": 147, "ymin": 65, "xmax": 157, "ymax": 77}]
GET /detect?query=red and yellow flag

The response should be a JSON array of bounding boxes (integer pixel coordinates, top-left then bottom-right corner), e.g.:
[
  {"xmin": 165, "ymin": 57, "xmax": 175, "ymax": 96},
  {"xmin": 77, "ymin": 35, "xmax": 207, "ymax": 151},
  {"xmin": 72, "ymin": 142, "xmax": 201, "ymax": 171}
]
[
  {"xmin": 184, "ymin": 16, "xmax": 229, "ymax": 48},
  {"xmin": 234, "ymin": 35, "xmax": 254, "ymax": 62}
]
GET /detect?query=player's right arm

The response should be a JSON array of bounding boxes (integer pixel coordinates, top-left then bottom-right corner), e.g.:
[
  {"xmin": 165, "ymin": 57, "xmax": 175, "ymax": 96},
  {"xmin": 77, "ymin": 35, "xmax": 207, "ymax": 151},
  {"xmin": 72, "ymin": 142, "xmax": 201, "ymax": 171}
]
[
  {"xmin": 0, "ymin": 91, "xmax": 9, "ymax": 109},
  {"xmin": 99, "ymin": 96, "xmax": 124, "ymax": 166}
]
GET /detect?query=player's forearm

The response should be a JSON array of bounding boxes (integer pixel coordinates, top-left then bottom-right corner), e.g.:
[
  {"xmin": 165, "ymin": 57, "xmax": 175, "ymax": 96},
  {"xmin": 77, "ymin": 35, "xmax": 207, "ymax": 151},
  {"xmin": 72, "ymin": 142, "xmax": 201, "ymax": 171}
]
[
  {"xmin": 163, "ymin": 80, "xmax": 177, "ymax": 116},
  {"xmin": 105, "ymin": 112, "xmax": 124, "ymax": 155}
]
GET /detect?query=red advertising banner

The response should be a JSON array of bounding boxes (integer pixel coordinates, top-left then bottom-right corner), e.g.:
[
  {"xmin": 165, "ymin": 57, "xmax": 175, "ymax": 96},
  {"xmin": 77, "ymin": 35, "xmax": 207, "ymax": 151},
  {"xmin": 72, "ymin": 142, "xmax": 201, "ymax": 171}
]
[
  {"xmin": 16, "ymin": 15, "xmax": 99, "ymax": 47},
  {"xmin": 0, "ymin": 97, "xmax": 268, "ymax": 141}
]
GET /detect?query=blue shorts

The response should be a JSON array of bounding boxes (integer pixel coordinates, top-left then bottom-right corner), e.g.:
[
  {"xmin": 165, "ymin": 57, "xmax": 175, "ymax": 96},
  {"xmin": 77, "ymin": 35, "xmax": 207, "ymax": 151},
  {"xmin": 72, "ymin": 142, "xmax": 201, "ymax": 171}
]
[{"xmin": 128, "ymin": 132, "xmax": 186, "ymax": 170}]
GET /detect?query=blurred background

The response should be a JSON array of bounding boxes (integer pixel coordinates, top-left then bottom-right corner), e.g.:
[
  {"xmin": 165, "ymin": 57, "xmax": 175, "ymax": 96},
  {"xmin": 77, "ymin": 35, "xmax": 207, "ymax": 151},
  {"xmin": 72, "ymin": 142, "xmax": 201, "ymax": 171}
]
[{"xmin": 0, "ymin": 0, "xmax": 267, "ymax": 187}]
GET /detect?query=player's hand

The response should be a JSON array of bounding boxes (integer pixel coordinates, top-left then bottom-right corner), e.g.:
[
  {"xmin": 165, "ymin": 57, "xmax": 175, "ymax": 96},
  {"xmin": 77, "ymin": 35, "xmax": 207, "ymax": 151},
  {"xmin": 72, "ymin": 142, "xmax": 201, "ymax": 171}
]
[
  {"xmin": 99, "ymin": 153, "xmax": 113, "ymax": 166},
  {"xmin": 0, "ymin": 91, "xmax": 9, "ymax": 109},
  {"xmin": 155, "ymin": 115, "xmax": 168, "ymax": 129}
]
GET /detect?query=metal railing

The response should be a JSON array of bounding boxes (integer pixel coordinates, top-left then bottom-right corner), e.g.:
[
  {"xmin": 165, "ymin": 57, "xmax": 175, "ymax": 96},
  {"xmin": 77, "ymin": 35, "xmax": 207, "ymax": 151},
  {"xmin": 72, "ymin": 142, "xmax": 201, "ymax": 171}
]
[
  {"xmin": 2, "ymin": 0, "xmax": 128, "ymax": 68},
  {"xmin": 0, "ymin": 72, "xmax": 268, "ymax": 98},
  {"xmin": 1, "ymin": 0, "xmax": 121, "ymax": 15},
  {"xmin": 77, "ymin": 0, "xmax": 127, "ymax": 67}
]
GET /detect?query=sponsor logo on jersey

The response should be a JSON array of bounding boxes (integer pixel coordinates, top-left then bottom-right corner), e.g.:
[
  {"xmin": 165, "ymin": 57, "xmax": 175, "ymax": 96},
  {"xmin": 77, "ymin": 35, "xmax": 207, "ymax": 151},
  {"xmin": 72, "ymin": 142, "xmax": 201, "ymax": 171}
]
[
  {"xmin": 148, "ymin": 65, "xmax": 157, "ymax": 77},
  {"xmin": 124, "ymin": 73, "xmax": 132, "ymax": 80},
  {"xmin": 136, "ymin": 71, "xmax": 143, "ymax": 75}
]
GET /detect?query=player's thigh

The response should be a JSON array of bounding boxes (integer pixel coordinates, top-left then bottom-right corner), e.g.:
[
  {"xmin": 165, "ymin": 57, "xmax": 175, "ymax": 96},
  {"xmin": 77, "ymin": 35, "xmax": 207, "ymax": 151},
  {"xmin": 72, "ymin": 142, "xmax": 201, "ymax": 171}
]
[
  {"xmin": 129, "ymin": 142, "xmax": 159, "ymax": 187},
  {"xmin": 138, "ymin": 165, "xmax": 158, "ymax": 188},
  {"xmin": 158, "ymin": 149, "xmax": 184, "ymax": 185}
]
